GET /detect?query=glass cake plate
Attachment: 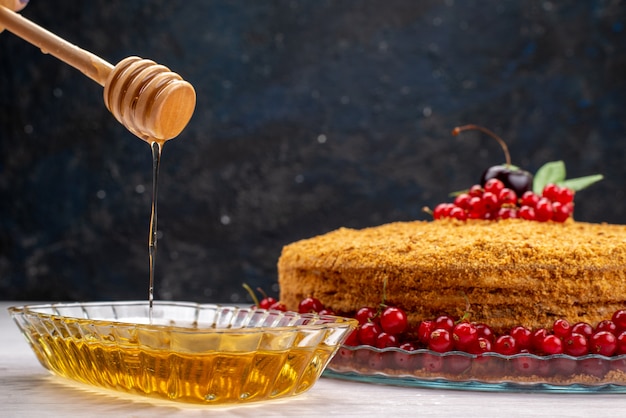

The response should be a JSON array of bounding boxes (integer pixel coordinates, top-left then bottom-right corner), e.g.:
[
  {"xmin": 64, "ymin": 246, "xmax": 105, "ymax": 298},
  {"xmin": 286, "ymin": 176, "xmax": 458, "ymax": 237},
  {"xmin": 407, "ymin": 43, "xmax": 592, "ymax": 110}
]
[
  {"xmin": 8, "ymin": 301, "xmax": 357, "ymax": 405},
  {"xmin": 324, "ymin": 345, "xmax": 626, "ymax": 393}
]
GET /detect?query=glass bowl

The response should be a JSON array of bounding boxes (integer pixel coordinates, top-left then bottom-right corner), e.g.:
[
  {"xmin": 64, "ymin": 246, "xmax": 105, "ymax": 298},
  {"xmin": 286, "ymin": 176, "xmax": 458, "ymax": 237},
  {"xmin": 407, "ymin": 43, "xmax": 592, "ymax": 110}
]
[
  {"xmin": 8, "ymin": 301, "xmax": 357, "ymax": 405},
  {"xmin": 325, "ymin": 345, "xmax": 626, "ymax": 393}
]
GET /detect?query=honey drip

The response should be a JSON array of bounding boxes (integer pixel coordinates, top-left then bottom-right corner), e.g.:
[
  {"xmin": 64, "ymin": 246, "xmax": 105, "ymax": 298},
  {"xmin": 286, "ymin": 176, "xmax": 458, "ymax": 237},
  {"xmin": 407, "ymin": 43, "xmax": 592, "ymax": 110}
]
[{"xmin": 148, "ymin": 140, "xmax": 164, "ymax": 317}]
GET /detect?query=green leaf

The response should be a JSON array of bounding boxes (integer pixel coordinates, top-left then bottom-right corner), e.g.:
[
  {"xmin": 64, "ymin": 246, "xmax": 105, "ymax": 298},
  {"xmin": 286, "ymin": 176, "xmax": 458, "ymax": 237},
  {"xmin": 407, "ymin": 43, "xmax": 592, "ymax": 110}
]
[
  {"xmin": 558, "ymin": 174, "xmax": 604, "ymax": 192},
  {"xmin": 533, "ymin": 161, "xmax": 566, "ymax": 194}
]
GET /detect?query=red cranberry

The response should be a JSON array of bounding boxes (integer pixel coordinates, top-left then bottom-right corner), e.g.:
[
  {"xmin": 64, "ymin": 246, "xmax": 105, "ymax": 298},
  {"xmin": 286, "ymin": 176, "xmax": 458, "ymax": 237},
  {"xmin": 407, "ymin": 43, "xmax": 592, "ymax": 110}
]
[
  {"xmin": 467, "ymin": 337, "xmax": 492, "ymax": 355},
  {"xmin": 510, "ymin": 326, "xmax": 532, "ymax": 351},
  {"xmin": 552, "ymin": 319, "xmax": 571, "ymax": 338},
  {"xmin": 357, "ymin": 322, "xmax": 382, "ymax": 346},
  {"xmin": 484, "ymin": 178, "xmax": 505, "ymax": 195},
  {"xmin": 475, "ymin": 323, "xmax": 495, "ymax": 344},
  {"xmin": 433, "ymin": 203, "xmax": 454, "ymax": 219},
  {"xmin": 531, "ymin": 328, "xmax": 549, "ymax": 353},
  {"xmin": 563, "ymin": 333, "xmax": 589, "ymax": 356},
  {"xmin": 498, "ymin": 188, "xmax": 517, "ymax": 206},
  {"xmin": 518, "ymin": 205, "xmax": 536, "ymax": 221},
  {"xmin": 258, "ymin": 297, "xmax": 278, "ymax": 309},
  {"xmin": 355, "ymin": 307, "xmax": 377, "ymax": 325},
  {"xmin": 429, "ymin": 329, "xmax": 454, "ymax": 353},
  {"xmin": 380, "ymin": 306, "xmax": 408, "ymax": 335},
  {"xmin": 541, "ymin": 335, "xmax": 564, "ymax": 355},
  {"xmin": 614, "ymin": 310, "xmax": 626, "ymax": 333},
  {"xmin": 469, "ymin": 184, "xmax": 483, "ymax": 197},
  {"xmin": 590, "ymin": 331, "xmax": 617, "ymax": 356},
  {"xmin": 494, "ymin": 335, "xmax": 518, "ymax": 355},
  {"xmin": 418, "ymin": 320, "xmax": 434, "ymax": 345},
  {"xmin": 520, "ymin": 191, "xmax": 539, "ymax": 208},
  {"xmin": 269, "ymin": 301, "xmax": 287, "ymax": 311},
  {"xmin": 343, "ymin": 330, "xmax": 360, "ymax": 346},
  {"xmin": 454, "ymin": 193, "xmax": 471, "ymax": 209},
  {"xmin": 376, "ymin": 332, "xmax": 399, "ymax": 349},
  {"xmin": 556, "ymin": 187, "xmax": 575, "ymax": 204},
  {"xmin": 434, "ymin": 315, "xmax": 456, "ymax": 332},
  {"xmin": 452, "ymin": 322, "xmax": 478, "ymax": 350},
  {"xmin": 542, "ymin": 183, "xmax": 561, "ymax": 201},
  {"xmin": 298, "ymin": 297, "xmax": 324, "ymax": 313},
  {"xmin": 571, "ymin": 322, "xmax": 593, "ymax": 338},
  {"xmin": 595, "ymin": 320, "xmax": 617, "ymax": 335},
  {"xmin": 534, "ymin": 198, "xmax": 553, "ymax": 222}
]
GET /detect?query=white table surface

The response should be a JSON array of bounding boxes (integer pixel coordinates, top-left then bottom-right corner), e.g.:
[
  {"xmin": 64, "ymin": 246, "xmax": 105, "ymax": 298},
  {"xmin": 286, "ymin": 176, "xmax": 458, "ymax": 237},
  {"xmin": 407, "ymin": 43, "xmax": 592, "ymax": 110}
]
[{"xmin": 2, "ymin": 302, "xmax": 625, "ymax": 418}]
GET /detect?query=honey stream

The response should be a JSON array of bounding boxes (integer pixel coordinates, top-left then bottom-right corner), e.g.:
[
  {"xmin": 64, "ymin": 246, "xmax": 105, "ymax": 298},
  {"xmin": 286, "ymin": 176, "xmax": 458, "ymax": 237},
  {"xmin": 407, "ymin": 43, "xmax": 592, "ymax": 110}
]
[{"xmin": 148, "ymin": 139, "xmax": 163, "ymax": 318}]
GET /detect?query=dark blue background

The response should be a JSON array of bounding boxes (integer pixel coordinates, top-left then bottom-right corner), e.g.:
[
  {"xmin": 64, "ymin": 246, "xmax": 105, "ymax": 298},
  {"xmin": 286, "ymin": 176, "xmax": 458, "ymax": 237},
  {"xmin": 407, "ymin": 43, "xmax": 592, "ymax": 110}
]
[{"xmin": 1, "ymin": 0, "xmax": 625, "ymax": 303}]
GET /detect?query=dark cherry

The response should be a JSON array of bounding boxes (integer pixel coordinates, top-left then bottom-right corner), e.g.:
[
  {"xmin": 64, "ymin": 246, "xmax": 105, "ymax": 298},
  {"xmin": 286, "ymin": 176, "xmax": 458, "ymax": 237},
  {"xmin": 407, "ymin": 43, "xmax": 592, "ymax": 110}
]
[
  {"xmin": 452, "ymin": 124, "xmax": 533, "ymax": 198},
  {"xmin": 480, "ymin": 165, "xmax": 533, "ymax": 198}
]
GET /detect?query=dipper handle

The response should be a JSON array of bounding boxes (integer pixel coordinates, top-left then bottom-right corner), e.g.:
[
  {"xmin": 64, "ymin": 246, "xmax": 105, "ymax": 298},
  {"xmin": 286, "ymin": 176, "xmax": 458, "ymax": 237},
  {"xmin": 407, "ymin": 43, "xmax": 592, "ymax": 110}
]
[{"xmin": 0, "ymin": 0, "xmax": 28, "ymax": 31}]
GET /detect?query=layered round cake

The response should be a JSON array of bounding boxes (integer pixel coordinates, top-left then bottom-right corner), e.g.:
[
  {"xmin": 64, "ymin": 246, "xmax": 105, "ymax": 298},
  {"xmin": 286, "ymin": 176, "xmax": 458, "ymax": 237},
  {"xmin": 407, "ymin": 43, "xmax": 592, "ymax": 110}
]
[{"xmin": 278, "ymin": 219, "xmax": 626, "ymax": 333}]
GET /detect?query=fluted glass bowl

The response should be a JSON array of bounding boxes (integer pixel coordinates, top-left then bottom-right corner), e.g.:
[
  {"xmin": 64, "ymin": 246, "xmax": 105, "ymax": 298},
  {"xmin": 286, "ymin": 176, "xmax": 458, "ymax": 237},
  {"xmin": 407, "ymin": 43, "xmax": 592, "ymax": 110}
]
[
  {"xmin": 8, "ymin": 301, "xmax": 357, "ymax": 405},
  {"xmin": 325, "ymin": 345, "xmax": 626, "ymax": 393}
]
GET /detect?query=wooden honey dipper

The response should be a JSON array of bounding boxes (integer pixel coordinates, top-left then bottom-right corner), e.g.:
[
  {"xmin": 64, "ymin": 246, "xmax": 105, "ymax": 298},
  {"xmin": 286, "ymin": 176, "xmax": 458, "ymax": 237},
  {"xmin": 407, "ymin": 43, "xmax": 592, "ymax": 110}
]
[{"xmin": 0, "ymin": 2, "xmax": 196, "ymax": 143}]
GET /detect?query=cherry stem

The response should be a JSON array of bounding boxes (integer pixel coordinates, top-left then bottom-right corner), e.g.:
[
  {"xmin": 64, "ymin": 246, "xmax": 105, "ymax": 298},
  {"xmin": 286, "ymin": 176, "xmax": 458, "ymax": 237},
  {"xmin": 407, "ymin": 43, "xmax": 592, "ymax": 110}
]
[
  {"xmin": 452, "ymin": 124, "xmax": 512, "ymax": 167},
  {"xmin": 256, "ymin": 287, "xmax": 268, "ymax": 299},
  {"xmin": 242, "ymin": 283, "xmax": 260, "ymax": 307}
]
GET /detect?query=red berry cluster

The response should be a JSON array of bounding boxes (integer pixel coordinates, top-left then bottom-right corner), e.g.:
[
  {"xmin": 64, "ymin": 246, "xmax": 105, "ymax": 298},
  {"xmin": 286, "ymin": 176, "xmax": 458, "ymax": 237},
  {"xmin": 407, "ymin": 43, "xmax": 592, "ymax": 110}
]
[
  {"xmin": 414, "ymin": 311, "xmax": 626, "ymax": 357},
  {"xmin": 343, "ymin": 305, "xmax": 411, "ymax": 350},
  {"xmin": 256, "ymin": 295, "xmax": 287, "ymax": 311},
  {"xmin": 250, "ymin": 287, "xmax": 626, "ymax": 359},
  {"xmin": 243, "ymin": 284, "xmax": 288, "ymax": 311},
  {"xmin": 336, "ymin": 301, "xmax": 626, "ymax": 359},
  {"xmin": 433, "ymin": 180, "xmax": 575, "ymax": 222},
  {"xmin": 293, "ymin": 297, "xmax": 412, "ymax": 350}
]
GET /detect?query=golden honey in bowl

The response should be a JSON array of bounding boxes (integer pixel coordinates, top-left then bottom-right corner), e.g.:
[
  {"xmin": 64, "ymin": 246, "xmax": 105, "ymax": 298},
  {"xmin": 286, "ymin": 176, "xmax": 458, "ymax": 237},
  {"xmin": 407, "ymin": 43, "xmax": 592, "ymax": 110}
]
[{"xmin": 10, "ymin": 301, "xmax": 357, "ymax": 405}]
